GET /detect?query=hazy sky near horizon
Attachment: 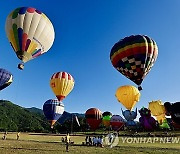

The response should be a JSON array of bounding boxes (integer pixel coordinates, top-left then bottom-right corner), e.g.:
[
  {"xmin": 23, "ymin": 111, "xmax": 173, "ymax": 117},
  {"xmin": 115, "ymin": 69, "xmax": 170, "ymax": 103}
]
[{"xmin": 0, "ymin": 0, "xmax": 180, "ymax": 119}]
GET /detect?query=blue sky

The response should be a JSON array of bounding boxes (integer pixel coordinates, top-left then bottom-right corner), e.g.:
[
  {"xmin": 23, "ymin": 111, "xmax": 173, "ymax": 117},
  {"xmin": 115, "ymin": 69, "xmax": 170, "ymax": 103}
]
[{"xmin": 0, "ymin": 0, "xmax": 180, "ymax": 119}]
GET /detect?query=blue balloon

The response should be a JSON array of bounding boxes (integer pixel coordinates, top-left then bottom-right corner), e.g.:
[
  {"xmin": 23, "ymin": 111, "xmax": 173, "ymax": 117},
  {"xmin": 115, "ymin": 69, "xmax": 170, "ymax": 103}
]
[
  {"xmin": 43, "ymin": 99, "xmax": 64, "ymax": 128},
  {"xmin": 122, "ymin": 109, "xmax": 137, "ymax": 128},
  {"xmin": 122, "ymin": 109, "xmax": 137, "ymax": 121},
  {"xmin": 0, "ymin": 68, "xmax": 13, "ymax": 91}
]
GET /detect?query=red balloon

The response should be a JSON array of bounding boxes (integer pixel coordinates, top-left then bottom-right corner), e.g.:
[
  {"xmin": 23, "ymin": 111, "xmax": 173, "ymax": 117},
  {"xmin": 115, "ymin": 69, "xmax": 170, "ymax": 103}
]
[
  {"xmin": 85, "ymin": 108, "xmax": 102, "ymax": 131},
  {"xmin": 110, "ymin": 115, "xmax": 124, "ymax": 131}
]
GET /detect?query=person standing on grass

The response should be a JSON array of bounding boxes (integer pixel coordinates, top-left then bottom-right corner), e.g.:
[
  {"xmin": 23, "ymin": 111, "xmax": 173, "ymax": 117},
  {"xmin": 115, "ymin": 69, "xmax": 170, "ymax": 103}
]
[
  {"xmin": 85, "ymin": 136, "xmax": 88, "ymax": 145},
  {"xmin": 89, "ymin": 136, "xmax": 92, "ymax": 146},
  {"xmin": 93, "ymin": 137, "xmax": 98, "ymax": 146},
  {"xmin": 100, "ymin": 136, "xmax": 104, "ymax": 147},
  {"xmin": 61, "ymin": 137, "xmax": 65, "ymax": 142},
  {"xmin": 2, "ymin": 131, "xmax": 7, "ymax": 140},
  {"xmin": 17, "ymin": 132, "xmax": 20, "ymax": 140},
  {"xmin": 65, "ymin": 133, "xmax": 70, "ymax": 152}
]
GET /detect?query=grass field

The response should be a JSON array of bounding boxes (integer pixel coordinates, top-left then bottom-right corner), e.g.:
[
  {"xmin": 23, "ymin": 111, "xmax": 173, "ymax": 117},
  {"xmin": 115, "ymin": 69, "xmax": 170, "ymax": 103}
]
[{"xmin": 0, "ymin": 132, "xmax": 179, "ymax": 154}]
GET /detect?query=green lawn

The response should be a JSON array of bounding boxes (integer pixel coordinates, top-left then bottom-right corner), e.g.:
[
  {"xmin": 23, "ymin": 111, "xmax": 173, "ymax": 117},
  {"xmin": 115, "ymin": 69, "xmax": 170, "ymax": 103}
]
[{"xmin": 0, "ymin": 132, "xmax": 179, "ymax": 154}]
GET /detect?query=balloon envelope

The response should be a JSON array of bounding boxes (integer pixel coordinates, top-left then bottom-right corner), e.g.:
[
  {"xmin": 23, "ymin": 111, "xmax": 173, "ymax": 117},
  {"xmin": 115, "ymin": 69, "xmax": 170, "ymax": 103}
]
[
  {"xmin": 164, "ymin": 102, "xmax": 180, "ymax": 125},
  {"xmin": 50, "ymin": 72, "xmax": 75, "ymax": 101},
  {"xmin": 5, "ymin": 7, "xmax": 55, "ymax": 67},
  {"xmin": 139, "ymin": 107, "xmax": 157, "ymax": 130},
  {"xmin": 0, "ymin": 68, "xmax": 13, "ymax": 91},
  {"xmin": 115, "ymin": 85, "xmax": 140, "ymax": 110},
  {"xmin": 110, "ymin": 115, "xmax": 124, "ymax": 131},
  {"xmin": 122, "ymin": 109, "xmax": 137, "ymax": 121},
  {"xmin": 110, "ymin": 35, "xmax": 158, "ymax": 89},
  {"xmin": 85, "ymin": 108, "xmax": 102, "ymax": 131},
  {"xmin": 102, "ymin": 115, "xmax": 112, "ymax": 128},
  {"xmin": 149, "ymin": 100, "xmax": 166, "ymax": 124},
  {"xmin": 102, "ymin": 111, "xmax": 112, "ymax": 117},
  {"xmin": 43, "ymin": 99, "xmax": 64, "ymax": 128},
  {"xmin": 102, "ymin": 111, "xmax": 112, "ymax": 127}
]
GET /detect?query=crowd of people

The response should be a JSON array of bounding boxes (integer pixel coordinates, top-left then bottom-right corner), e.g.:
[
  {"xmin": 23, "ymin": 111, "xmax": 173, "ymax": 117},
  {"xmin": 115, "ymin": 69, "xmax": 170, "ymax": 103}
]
[{"xmin": 85, "ymin": 136, "xmax": 104, "ymax": 147}]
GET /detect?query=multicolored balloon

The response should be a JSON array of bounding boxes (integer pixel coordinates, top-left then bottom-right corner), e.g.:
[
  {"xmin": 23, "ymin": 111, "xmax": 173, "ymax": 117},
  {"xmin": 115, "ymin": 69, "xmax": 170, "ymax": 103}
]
[
  {"xmin": 110, "ymin": 35, "xmax": 158, "ymax": 90},
  {"xmin": 115, "ymin": 85, "xmax": 140, "ymax": 110},
  {"xmin": 43, "ymin": 99, "xmax": 64, "ymax": 128},
  {"xmin": 50, "ymin": 72, "xmax": 75, "ymax": 101},
  {"xmin": 85, "ymin": 108, "xmax": 102, "ymax": 131},
  {"xmin": 0, "ymin": 68, "xmax": 13, "ymax": 91},
  {"xmin": 110, "ymin": 115, "xmax": 124, "ymax": 131},
  {"xmin": 102, "ymin": 111, "xmax": 112, "ymax": 128},
  {"xmin": 5, "ymin": 7, "xmax": 55, "ymax": 70}
]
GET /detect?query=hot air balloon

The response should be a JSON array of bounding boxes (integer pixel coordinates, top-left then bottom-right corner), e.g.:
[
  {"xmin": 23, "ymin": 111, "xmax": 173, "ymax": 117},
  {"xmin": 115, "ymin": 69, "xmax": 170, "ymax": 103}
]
[
  {"xmin": 5, "ymin": 7, "xmax": 55, "ymax": 70},
  {"xmin": 164, "ymin": 102, "xmax": 180, "ymax": 128},
  {"xmin": 148, "ymin": 100, "xmax": 169, "ymax": 126},
  {"xmin": 43, "ymin": 99, "xmax": 64, "ymax": 128},
  {"xmin": 50, "ymin": 72, "xmax": 75, "ymax": 101},
  {"xmin": 85, "ymin": 108, "xmax": 102, "ymax": 131},
  {"xmin": 102, "ymin": 111, "xmax": 112, "ymax": 117},
  {"xmin": 122, "ymin": 108, "xmax": 137, "ymax": 128},
  {"xmin": 0, "ymin": 68, "xmax": 13, "ymax": 91},
  {"xmin": 110, "ymin": 115, "xmax": 124, "ymax": 131},
  {"xmin": 139, "ymin": 107, "xmax": 157, "ymax": 131},
  {"xmin": 110, "ymin": 35, "xmax": 158, "ymax": 90},
  {"xmin": 115, "ymin": 85, "xmax": 140, "ymax": 110},
  {"xmin": 102, "ymin": 111, "xmax": 112, "ymax": 128}
]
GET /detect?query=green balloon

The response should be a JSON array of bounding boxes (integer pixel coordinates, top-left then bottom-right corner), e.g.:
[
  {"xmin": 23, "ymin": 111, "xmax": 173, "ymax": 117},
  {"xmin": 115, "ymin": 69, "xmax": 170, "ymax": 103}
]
[
  {"xmin": 159, "ymin": 119, "xmax": 170, "ymax": 129},
  {"xmin": 103, "ymin": 115, "xmax": 111, "ymax": 121}
]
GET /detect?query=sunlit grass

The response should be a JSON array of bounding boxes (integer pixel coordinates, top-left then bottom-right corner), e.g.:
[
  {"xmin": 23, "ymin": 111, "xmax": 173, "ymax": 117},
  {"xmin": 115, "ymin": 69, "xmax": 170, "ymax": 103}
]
[{"xmin": 0, "ymin": 132, "xmax": 179, "ymax": 154}]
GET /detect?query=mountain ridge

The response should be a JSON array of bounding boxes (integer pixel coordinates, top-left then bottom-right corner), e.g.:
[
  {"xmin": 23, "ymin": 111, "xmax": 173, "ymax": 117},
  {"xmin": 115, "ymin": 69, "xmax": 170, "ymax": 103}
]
[{"xmin": 0, "ymin": 100, "xmax": 85, "ymax": 132}]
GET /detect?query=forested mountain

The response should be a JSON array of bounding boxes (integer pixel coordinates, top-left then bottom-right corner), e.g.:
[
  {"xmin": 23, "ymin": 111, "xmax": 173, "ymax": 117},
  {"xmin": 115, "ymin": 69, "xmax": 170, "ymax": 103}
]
[
  {"xmin": 0, "ymin": 100, "xmax": 86, "ymax": 133},
  {"xmin": 26, "ymin": 107, "xmax": 44, "ymax": 115},
  {"xmin": 0, "ymin": 100, "xmax": 50, "ymax": 132}
]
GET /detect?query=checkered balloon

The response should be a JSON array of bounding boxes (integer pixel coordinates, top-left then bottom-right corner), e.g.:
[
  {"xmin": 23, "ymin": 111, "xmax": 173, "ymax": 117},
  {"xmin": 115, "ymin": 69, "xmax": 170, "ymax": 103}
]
[{"xmin": 110, "ymin": 35, "xmax": 158, "ymax": 90}]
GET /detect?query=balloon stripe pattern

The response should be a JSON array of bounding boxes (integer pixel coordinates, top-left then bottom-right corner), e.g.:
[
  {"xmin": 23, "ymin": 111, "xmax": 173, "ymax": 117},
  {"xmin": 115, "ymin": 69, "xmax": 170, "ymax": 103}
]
[
  {"xmin": 85, "ymin": 108, "xmax": 102, "ymax": 131},
  {"xmin": 50, "ymin": 72, "xmax": 75, "ymax": 101},
  {"xmin": 110, "ymin": 115, "xmax": 124, "ymax": 131},
  {"xmin": 43, "ymin": 99, "xmax": 64, "ymax": 127},
  {"xmin": 5, "ymin": 7, "xmax": 55, "ymax": 63},
  {"xmin": 0, "ymin": 68, "xmax": 13, "ymax": 91},
  {"xmin": 110, "ymin": 35, "xmax": 158, "ymax": 86}
]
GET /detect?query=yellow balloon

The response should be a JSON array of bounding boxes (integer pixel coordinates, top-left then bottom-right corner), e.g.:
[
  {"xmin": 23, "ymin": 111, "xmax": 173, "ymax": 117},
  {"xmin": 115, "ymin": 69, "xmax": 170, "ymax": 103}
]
[
  {"xmin": 115, "ymin": 85, "xmax": 140, "ymax": 110},
  {"xmin": 148, "ymin": 100, "xmax": 166, "ymax": 124},
  {"xmin": 50, "ymin": 72, "xmax": 75, "ymax": 101}
]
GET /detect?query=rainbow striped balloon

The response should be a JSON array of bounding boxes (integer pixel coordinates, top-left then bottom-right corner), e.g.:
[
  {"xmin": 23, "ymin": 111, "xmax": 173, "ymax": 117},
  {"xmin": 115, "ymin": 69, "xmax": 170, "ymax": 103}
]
[
  {"xmin": 5, "ymin": 7, "xmax": 55, "ymax": 65},
  {"xmin": 110, "ymin": 35, "xmax": 158, "ymax": 90}
]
